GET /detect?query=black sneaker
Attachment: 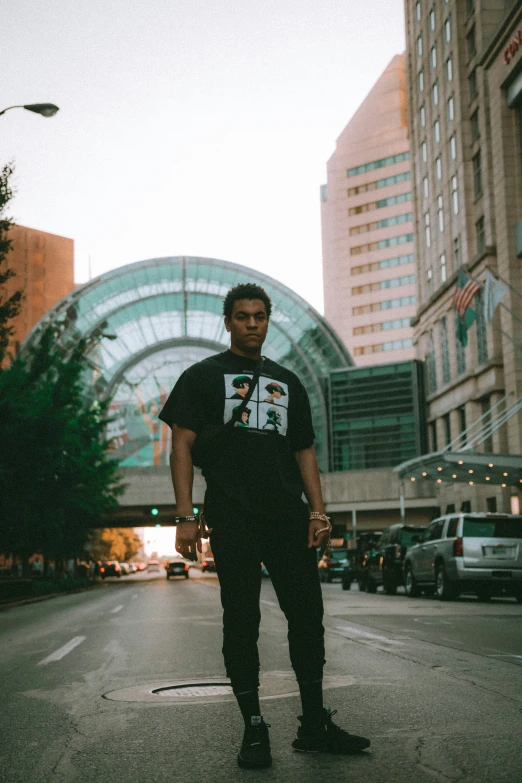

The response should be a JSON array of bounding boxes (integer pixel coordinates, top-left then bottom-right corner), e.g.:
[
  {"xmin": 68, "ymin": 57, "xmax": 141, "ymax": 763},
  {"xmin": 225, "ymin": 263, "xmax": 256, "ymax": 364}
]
[
  {"xmin": 237, "ymin": 716, "xmax": 272, "ymax": 769},
  {"xmin": 292, "ymin": 708, "xmax": 370, "ymax": 754}
]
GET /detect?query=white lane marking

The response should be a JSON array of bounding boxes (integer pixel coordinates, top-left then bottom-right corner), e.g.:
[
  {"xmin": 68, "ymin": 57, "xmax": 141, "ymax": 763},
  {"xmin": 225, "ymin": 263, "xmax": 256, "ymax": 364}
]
[
  {"xmin": 335, "ymin": 625, "xmax": 403, "ymax": 645},
  {"xmin": 487, "ymin": 654, "xmax": 522, "ymax": 660},
  {"xmin": 132, "ymin": 594, "xmax": 138, "ymax": 599},
  {"xmin": 261, "ymin": 599, "xmax": 278, "ymax": 607},
  {"xmin": 37, "ymin": 636, "xmax": 86, "ymax": 666},
  {"xmin": 440, "ymin": 638, "xmax": 464, "ymax": 644},
  {"xmin": 413, "ymin": 618, "xmax": 453, "ymax": 625},
  {"xmin": 110, "ymin": 605, "xmax": 124, "ymax": 614}
]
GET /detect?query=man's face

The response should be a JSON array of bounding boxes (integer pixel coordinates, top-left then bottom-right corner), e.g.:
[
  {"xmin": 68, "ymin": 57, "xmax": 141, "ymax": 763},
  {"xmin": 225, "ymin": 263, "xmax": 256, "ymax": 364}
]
[{"xmin": 225, "ymin": 298, "xmax": 269, "ymax": 356}]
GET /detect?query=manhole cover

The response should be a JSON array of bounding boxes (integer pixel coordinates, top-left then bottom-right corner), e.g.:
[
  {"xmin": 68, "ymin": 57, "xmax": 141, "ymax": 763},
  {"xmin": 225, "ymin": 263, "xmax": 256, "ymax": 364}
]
[{"xmin": 152, "ymin": 683, "xmax": 233, "ymax": 697}]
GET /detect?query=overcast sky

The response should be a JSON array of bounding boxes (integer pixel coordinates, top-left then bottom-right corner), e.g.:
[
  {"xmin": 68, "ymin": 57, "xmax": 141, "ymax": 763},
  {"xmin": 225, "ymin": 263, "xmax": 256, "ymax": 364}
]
[{"xmin": 3, "ymin": 0, "xmax": 405, "ymax": 312}]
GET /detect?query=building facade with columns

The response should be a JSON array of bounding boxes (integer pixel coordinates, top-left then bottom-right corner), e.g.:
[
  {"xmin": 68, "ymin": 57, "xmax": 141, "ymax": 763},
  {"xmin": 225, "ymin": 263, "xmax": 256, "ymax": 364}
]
[{"xmin": 403, "ymin": 0, "xmax": 522, "ymax": 514}]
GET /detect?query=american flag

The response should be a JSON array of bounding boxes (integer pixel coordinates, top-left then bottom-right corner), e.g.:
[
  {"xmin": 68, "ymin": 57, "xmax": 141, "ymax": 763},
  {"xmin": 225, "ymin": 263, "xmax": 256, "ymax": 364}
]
[{"xmin": 453, "ymin": 270, "xmax": 480, "ymax": 317}]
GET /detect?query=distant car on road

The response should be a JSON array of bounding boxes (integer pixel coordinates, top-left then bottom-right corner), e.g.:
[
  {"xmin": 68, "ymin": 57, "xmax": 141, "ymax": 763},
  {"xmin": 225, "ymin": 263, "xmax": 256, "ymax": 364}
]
[
  {"xmin": 201, "ymin": 557, "xmax": 217, "ymax": 573},
  {"xmin": 147, "ymin": 560, "xmax": 160, "ymax": 572},
  {"xmin": 318, "ymin": 548, "xmax": 351, "ymax": 583},
  {"xmin": 404, "ymin": 513, "xmax": 522, "ymax": 601},
  {"xmin": 119, "ymin": 562, "xmax": 131, "ymax": 575},
  {"xmin": 166, "ymin": 560, "xmax": 190, "ymax": 579},
  {"xmin": 100, "ymin": 561, "xmax": 121, "ymax": 578},
  {"xmin": 364, "ymin": 523, "xmax": 427, "ymax": 594}
]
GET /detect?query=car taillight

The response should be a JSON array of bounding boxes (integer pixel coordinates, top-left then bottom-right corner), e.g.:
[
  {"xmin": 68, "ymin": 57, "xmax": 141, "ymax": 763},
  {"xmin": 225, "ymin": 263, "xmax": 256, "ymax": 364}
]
[
  {"xmin": 184, "ymin": 565, "xmax": 189, "ymax": 571},
  {"xmin": 394, "ymin": 544, "xmax": 401, "ymax": 559},
  {"xmin": 453, "ymin": 537, "xmax": 463, "ymax": 557},
  {"xmin": 115, "ymin": 566, "xmax": 120, "ymax": 571},
  {"xmin": 202, "ymin": 561, "xmax": 207, "ymax": 567},
  {"xmin": 100, "ymin": 567, "xmax": 105, "ymax": 573}
]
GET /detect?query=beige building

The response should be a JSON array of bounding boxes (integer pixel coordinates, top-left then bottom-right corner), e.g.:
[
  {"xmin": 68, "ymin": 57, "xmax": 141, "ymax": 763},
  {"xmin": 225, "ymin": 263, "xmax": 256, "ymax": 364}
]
[
  {"xmin": 3, "ymin": 224, "xmax": 74, "ymax": 352},
  {"xmin": 404, "ymin": 0, "xmax": 522, "ymax": 514},
  {"xmin": 321, "ymin": 54, "xmax": 417, "ymax": 365}
]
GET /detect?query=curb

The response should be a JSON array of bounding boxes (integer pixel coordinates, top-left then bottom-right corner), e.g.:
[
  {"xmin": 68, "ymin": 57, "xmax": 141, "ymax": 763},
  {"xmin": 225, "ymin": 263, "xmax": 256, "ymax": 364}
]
[{"xmin": 0, "ymin": 581, "xmax": 109, "ymax": 610}]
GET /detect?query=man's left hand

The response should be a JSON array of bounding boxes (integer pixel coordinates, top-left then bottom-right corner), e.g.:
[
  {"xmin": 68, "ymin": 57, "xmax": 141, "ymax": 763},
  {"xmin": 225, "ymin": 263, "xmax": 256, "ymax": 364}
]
[{"xmin": 308, "ymin": 519, "xmax": 330, "ymax": 549}]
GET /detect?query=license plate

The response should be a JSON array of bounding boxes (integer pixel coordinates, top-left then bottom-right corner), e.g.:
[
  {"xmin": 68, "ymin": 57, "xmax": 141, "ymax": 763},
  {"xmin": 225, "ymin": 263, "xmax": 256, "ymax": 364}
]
[{"xmin": 484, "ymin": 546, "xmax": 515, "ymax": 558}]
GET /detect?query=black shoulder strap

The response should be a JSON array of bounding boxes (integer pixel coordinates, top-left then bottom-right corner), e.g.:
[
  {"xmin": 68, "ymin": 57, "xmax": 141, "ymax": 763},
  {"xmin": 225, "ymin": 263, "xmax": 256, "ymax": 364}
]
[{"xmin": 228, "ymin": 356, "xmax": 264, "ymax": 426}]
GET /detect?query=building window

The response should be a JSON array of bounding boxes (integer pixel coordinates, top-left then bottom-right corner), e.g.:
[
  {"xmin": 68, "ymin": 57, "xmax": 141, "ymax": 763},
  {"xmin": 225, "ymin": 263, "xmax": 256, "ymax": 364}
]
[
  {"xmin": 416, "ymin": 1, "xmax": 422, "ymax": 21},
  {"xmin": 459, "ymin": 405, "xmax": 467, "ymax": 447},
  {"xmin": 430, "ymin": 420, "xmax": 438, "ymax": 452},
  {"xmin": 451, "ymin": 175, "xmax": 459, "ymax": 214},
  {"xmin": 419, "ymin": 69, "xmax": 424, "ymax": 92},
  {"xmin": 422, "ymin": 140, "xmax": 428, "ymax": 163},
  {"xmin": 320, "ymin": 184, "xmax": 327, "ymax": 202},
  {"xmin": 438, "ymin": 195, "xmax": 444, "ymax": 232},
  {"xmin": 436, "ymin": 156, "xmax": 442, "ymax": 180},
  {"xmin": 417, "ymin": 35, "xmax": 423, "ymax": 56},
  {"xmin": 432, "ymin": 82, "xmax": 439, "ymax": 106},
  {"xmin": 446, "ymin": 56, "xmax": 453, "ymax": 82},
  {"xmin": 347, "ymin": 170, "xmax": 411, "ymax": 196},
  {"xmin": 443, "ymin": 413, "xmax": 451, "ymax": 446},
  {"xmin": 423, "ymin": 175, "xmax": 429, "ymax": 199},
  {"xmin": 347, "ymin": 151, "xmax": 409, "ymax": 177},
  {"xmin": 444, "ymin": 15, "xmax": 452, "ymax": 43},
  {"xmin": 455, "ymin": 311, "xmax": 466, "ymax": 374},
  {"xmin": 476, "ymin": 216, "xmax": 485, "ymax": 254},
  {"xmin": 467, "ymin": 25, "xmax": 476, "ymax": 59},
  {"xmin": 427, "ymin": 330, "xmax": 437, "ymax": 393},
  {"xmin": 481, "ymin": 397, "xmax": 493, "ymax": 452},
  {"xmin": 426, "ymin": 267, "xmax": 433, "ymax": 295},
  {"xmin": 447, "ymin": 94, "xmax": 455, "ymax": 121},
  {"xmin": 469, "ymin": 68, "xmax": 478, "ymax": 99},
  {"xmin": 441, "ymin": 317, "xmax": 451, "ymax": 384},
  {"xmin": 440, "ymin": 252, "xmax": 447, "ymax": 282},
  {"xmin": 472, "ymin": 150, "xmax": 482, "ymax": 198},
  {"xmin": 429, "ymin": 6, "xmax": 436, "ymax": 31},
  {"xmin": 453, "ymin": 235, "xmax": 461, "ymax": 267},
  {"xmin": 466, "ymin": 0, "xmax": 475, "ymax": 17},
  {"xmin": 434, "ymin": 119, "xmax": 440, "ymax": 143},
  {"xmin": 420, "ymin": 104, "xmax": 426, "ymax": 127},
  {"xmin": 430, "ymin": 44, "xmax": 437, "ymax": 69},
  {"xmin": 476, "ymin": 290, "xmax": 488, "ymax": 365},
  {"xmin": 470, "ymin": 110, "xmax": 480, "ymax": 142},
  {"xmin": 449, "ymin": 134, "xmax": 457, "ymax": 160},
  {"xmin": 425, "ymin": 212, "xmax": 431, "ymax": 248}
]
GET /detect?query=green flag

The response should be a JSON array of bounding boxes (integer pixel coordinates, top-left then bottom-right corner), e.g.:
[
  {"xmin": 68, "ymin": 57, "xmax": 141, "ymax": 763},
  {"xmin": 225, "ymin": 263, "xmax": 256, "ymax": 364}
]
[{"xmin": 454, "ymin": 270, "xmax": 479, "ymax": 346}]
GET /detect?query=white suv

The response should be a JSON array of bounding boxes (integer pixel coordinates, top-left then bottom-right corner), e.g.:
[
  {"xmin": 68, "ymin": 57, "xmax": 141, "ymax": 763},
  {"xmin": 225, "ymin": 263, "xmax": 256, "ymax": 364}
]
[{"xmin": 403, "ymin": 513, "xmax": 522, "ymax": 601}]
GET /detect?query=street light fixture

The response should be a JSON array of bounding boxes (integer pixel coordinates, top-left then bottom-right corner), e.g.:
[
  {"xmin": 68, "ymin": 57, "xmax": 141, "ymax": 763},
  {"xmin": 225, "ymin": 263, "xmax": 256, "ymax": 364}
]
[{"xmin": 0, "ymin": 103, "xmax": 60, "ymax": 118}]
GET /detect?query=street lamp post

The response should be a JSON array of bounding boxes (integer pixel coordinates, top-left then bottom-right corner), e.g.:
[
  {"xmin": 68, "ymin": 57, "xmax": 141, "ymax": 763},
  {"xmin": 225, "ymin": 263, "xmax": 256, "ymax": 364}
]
[{"xmin": 0, "ymin": 103, "xmax": 59, "ymax": 118}]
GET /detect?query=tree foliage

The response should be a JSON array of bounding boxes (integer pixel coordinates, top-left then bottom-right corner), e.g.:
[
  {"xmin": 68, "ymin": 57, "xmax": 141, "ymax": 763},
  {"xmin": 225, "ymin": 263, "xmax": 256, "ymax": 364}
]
[
  {"xmin": 0, "ymin": 164, "xmax": 23, "ymax": 364},
  {"xmin": 0, "ymin": 323, "xmax": 125, "ymax": 568},
  {"xmin": 88, "ymin": 528, "xmax": 142, "ymax": 562}
]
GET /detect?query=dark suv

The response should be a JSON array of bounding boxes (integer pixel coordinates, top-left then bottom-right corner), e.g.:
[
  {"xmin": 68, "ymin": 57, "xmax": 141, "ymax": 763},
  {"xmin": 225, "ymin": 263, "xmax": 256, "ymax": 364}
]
[{"xmin": 364, "ymin": 524, "xmax": 427, "ymax": 595}]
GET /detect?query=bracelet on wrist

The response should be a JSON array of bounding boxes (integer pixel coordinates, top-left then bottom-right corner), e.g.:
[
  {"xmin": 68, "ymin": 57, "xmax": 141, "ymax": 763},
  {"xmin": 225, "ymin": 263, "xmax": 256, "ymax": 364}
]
[{"xmin": 174, "ymin": 514, "xmax": 199, "ymax": 526}]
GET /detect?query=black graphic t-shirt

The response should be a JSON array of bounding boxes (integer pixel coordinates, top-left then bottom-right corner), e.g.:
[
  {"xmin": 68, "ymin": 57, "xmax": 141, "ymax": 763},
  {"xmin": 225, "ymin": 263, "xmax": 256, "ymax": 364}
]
[{"xmin": 158, "ymin": 350, "xmax": 315, "ymax": 516}]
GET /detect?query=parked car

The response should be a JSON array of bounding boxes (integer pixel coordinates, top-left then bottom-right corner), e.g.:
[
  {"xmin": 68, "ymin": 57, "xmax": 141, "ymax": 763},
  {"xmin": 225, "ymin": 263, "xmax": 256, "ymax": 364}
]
[
  {"xmin": 119, "ymin": 562, "xmax": 131, "ymax": 575},
  {"xmin": 364, "ymin": 523, "xmax": 427, "ymax": 594},
  {"xmin": 341, "ymin": 551, "xmax": 359, "ymax": 590},
  {"xmin": 318, "ymin": 548, "xmax": 351, "ymax": 583},
  {"xmin": 147, "ymin": 560, "xmax": 160, "ymax": 572},
  {"xmin": 403, "ymin": 512, "xmax": 522, "ymax": 601},
  {"xmin": 100, "ymin": 561, "xmax": 121, "ymax": 578},
  {"xmin": 166, "ymin": 559, "xmax": 190, "ymax": 579},
  {"xmin": 201, "ymin": 557, "xmax": 217, "ymax": 573}
]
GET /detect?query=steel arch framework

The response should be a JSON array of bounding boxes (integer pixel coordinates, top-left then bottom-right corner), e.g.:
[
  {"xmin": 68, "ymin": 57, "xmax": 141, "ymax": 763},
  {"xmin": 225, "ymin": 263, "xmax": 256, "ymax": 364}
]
[{"xmin": 24, "ymin": 256, "xmax": 353, "ymax": 470}]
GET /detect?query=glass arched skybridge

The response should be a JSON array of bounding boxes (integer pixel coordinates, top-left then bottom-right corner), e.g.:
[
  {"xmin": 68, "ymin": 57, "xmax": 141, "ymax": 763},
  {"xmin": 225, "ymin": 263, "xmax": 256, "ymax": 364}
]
[{"xmin": 24, "ymin": 257, "xmax": 353, "ymax": 470}]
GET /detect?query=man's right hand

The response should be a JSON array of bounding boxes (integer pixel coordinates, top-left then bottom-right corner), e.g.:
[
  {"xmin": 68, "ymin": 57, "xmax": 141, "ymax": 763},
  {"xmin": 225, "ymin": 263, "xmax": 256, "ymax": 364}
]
[{"xmin": 175, "ymin": 521, "xmax": 201, "ymax": 561}]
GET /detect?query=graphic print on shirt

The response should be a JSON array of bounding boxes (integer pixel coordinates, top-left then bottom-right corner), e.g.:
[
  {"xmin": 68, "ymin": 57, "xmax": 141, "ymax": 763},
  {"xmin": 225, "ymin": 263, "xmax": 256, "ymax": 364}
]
[{"xmin": 223, "ymin": 374, "xmax": 289, "ymax": 435}]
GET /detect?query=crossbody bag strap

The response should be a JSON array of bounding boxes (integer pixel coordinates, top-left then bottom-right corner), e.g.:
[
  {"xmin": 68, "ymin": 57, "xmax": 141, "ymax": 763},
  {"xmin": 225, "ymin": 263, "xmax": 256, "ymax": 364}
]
[{"xmin": 228, "ymin": 356, "xmax": 264, "ymax": 426}]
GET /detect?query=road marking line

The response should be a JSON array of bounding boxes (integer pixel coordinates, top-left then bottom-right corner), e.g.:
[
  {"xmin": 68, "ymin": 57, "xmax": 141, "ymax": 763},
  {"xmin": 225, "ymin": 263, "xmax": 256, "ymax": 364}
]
[
  {"xmin": 261, "ymin": 599, "xmax": 278, "ymax": 607},
  {"xmin": 132, "ymin": 594, "xmax": 138, "ymax": 599},
  {"xmin": 335, "ymin": 625, "xmax": 403, "ymax": 645},
  {"xmin": 37, "ymin": 636, "xmax": 86, "ymax": 666},
  {"xmin": 110, "ymin": 605, "xmax": 124, "ymax": 613},
  {"xmin": 487, "ymin": 654, "xmax": 522, "ymax": 660}
]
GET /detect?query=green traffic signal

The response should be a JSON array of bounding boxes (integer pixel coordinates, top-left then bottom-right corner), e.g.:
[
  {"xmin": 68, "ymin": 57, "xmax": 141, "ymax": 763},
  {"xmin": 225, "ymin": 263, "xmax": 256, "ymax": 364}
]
[
  {"xmin": 151, "ymin": 507, "xmax": 159, "ymax": 516},
  {"xmin": 193, "ymin": 506, "xmax": 199, "ymax": 514}
]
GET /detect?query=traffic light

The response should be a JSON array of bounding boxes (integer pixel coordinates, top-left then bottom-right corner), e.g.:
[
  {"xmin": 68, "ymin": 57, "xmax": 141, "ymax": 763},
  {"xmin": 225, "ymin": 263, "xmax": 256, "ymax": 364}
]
[
  {"xmin": 193, "ymin": 506, "xmax": 199, "ymax": 514},
  {"xmin": 151, "ymin": 507, "xmax": 159, "ymax": 516},
  {"xmin": 155, "ymin": 523, "xmax": 161, "ymax": 528}
]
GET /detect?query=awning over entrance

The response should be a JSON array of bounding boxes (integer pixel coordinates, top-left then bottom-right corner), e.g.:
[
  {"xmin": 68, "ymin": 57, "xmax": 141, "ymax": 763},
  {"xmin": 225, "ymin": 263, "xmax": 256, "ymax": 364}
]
[{"xmin": 395, "ymin": 451, "xmax": 522, "ymax": 488}]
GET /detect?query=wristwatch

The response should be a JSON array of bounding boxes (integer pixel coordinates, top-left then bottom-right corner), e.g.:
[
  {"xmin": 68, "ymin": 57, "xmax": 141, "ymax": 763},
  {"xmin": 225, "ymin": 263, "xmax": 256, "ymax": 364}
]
[{"xmin": 173, "ymin": 515, "xmax": 199, "ymax": 526}]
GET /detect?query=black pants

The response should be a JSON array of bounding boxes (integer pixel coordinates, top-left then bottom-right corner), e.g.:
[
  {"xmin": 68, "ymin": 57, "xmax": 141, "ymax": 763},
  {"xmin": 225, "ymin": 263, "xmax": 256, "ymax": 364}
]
[{"xmin": 209, "ymin": 504, "xmax": 325, "ymax": 693}]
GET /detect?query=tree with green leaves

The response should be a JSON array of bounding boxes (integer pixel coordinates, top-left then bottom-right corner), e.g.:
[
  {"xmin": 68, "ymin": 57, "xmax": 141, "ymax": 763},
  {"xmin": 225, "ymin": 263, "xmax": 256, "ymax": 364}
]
[{"xmin": 0, "ymin": 163, "xmax": 23, "ymax": 364}]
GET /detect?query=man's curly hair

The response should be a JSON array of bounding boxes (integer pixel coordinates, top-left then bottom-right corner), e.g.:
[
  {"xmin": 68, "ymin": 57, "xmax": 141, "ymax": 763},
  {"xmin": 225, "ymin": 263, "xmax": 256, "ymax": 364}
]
[{"xmin": 222, "ymin": 283, "xmax": 272, "ymax": 320}]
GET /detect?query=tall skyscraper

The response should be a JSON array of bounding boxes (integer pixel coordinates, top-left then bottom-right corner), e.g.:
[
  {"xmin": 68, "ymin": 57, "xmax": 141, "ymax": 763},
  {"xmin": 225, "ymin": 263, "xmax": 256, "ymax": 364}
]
[
  {"xmin": 4, "ymin": 224, "xmax": 74, "ymax": 351},
  {"xmin": 404, "ymin": 0, "xmax": 522, "ymax": 513},
  {"xmin": 321, "ymin": 54, "xmax": 416, "ymax": 365}
]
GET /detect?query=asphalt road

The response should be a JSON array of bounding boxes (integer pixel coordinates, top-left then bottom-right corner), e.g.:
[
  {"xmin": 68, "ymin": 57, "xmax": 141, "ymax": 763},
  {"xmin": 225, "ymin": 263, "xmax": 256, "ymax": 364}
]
[{"xmin": 1, "ymin": 569, "xmax": 521, "ymax": 783}]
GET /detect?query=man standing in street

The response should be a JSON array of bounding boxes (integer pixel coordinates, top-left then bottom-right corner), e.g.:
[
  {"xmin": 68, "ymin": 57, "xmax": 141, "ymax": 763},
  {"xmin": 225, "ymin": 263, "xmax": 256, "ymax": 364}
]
[{"xmin": 159, "ymin": 283, "xmax": 370, "ymax": 769}]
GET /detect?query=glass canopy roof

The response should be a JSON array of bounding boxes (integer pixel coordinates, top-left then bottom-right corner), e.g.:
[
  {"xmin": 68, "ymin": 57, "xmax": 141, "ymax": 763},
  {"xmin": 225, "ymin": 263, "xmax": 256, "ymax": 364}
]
[{"xmin": 24, "ymin": 257, "xmax": 353, "ymax": 470}]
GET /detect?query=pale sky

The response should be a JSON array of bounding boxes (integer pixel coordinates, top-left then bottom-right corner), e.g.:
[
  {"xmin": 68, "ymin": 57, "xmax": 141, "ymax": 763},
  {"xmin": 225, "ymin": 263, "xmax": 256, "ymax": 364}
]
[{"xmin": 3, "ymin": 0, "xmax": 405, "ymax": 312}]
